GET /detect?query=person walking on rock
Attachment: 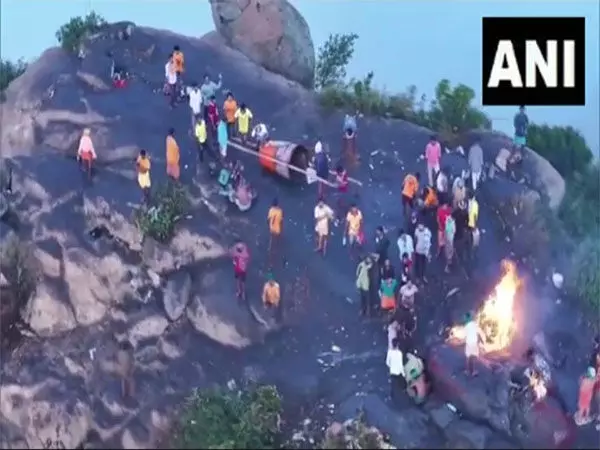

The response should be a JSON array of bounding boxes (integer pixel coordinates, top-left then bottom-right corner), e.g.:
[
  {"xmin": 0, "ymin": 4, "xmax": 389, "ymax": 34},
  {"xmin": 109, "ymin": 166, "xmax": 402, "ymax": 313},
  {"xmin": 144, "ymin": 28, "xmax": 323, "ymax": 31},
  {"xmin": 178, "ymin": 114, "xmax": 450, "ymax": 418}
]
[
  {"xmin": 262, "ymin": 272, "xmax": 282, "ymax": 323},
  {"xmin": 444, "ymin": 211, "xmax": 456, "ymax": 273},
  {"xmin": 413, "ymin": 222, "xmax": 432, "ymax": 283},
  {"xmin": 77, "ymin": 128, "xmax": 97, "ymax": 182},
  {"xmin": 425, "ymin": 135, "xmax": 442, "ymax": 186},
  {"xmin": 402, "ymin": 172, "xmax": 420, "ymax": 221},
  {"xmin": 436, "ymin": 201, "xmax": 452, "ymax": 258},
  {"xmin": 186, "ymin": 82, "xmax": 203, "ymax": 132},
  {"xmin": 164, "ymin": 55, "xmax": 177, "ymax": 108},
  {"xmin": 223, "ymin": 92, "xmax": 238, "ymax": 139},
  {"xmin": 267, "ymin": 197, "xmax": 283, "ymax": 265},
  {"xmin": 217, "ymin": 119, "xmax": 229, "ymax": 161},
  {"xmin": 452, "ymin": 200, "xmax": 469, "ymax": 265},
  {"xmin": 314, "ymin": 141, "xmax": 330, "ymax": 199},
  {"xmin": 235, "ymin": 103, "xmax": 253, "ymax": 145},
  {"xmin": 314, "ymin": 197, "xmax": 335, "ymax": 256},
  {"xmin": 356, "ymin": 255, "xmax": 373, "ymax": 316},
  {"xmin": 231, "ymin": 240, "xmax": 250, "ymax": 301},
  {"xmin": 194, "ymin": 116, "xmax": 208, "ymax": 167},
  {"xmin": 172, "ymin": 45, "xmax": 185, "ymax": 87},
  {"xmin": 344, "ymin": 204, "xmax": 364, "ymax": 259},
  {"xmin": 397, "ymin": 229, "xmax": 414, "ymax": 267},
  {"xmin": 386, "ymin": 338, "xmax": 406, "ymax": 403},
  {"xmin": 468, "ymin": 136, "xmax": 484, "ymax": 191},
  {"xmin": 135, "ymin": 149, "xmax": 151, "ymax": 203},
  {"xmin": 166, "ymin": 128, "xmax": 181, "ymax": 182},
  {"xmin": 436, "ymin": 167, "xmax": 450, "ymax": 205},
  {"xmin": 201, "ymin": 73, "xmax": 223, "ymax": 119}
]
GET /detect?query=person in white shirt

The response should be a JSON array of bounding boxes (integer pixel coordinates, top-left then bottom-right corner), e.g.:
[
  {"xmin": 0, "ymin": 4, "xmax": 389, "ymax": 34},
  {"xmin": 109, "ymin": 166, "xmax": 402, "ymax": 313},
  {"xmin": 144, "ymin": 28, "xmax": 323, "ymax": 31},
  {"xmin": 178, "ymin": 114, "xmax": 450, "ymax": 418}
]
[
  {"xmin": 397, "ymin": 228, "xmax": 414, "ymax": 263},
  {"xmin": 251, "ymin": 123, "xmax": 269, "ymax": 149},
  {"xmin": 386, "ymin": 338, "xmax": 407, "ymax": 402},
  {"xmin": 186, "ymin": 82, "xmax": 203, "ymax": 131},
  {"xmin": 399, "ymin": 279, "xmax": 418, "ymax": 308},
  {"xmin": 314, "ymin": 198, "xmax": 335, "ymax": 256},
  {"xmin": 435, "ymin": 168, "xmax": 449, "ymax": 205},
  {"xmin": 164, "ymin": 57, "xmax": 178, "ymax": 108},
  {"xmin": 464, "ymin": 311, "xmax": 484, "ymax": 376},
  {"xmin": 413, "ymin": 223, "xmax": 432, "ymax": 282}
]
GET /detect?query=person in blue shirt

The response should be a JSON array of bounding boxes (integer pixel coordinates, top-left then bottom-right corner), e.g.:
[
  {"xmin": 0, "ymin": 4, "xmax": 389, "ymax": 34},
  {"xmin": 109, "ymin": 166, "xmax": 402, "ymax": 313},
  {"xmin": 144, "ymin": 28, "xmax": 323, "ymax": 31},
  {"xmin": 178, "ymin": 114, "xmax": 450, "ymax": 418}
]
[{"xmin": 217, "ymin": 119, "xmax": 229, "ymax": 161}]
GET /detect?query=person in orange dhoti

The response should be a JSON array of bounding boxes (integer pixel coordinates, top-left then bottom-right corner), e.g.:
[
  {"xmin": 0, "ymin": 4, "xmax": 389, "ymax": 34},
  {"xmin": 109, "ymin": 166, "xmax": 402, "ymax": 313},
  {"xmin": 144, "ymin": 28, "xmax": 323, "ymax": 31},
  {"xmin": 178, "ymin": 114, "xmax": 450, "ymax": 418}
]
[
  {"xmin": 77, "ymin": 128, "xmax": 97, "ymax": 181},
  {"xmin": 165, "ymin": 128, "xmax": 181, "ymax": 181}
]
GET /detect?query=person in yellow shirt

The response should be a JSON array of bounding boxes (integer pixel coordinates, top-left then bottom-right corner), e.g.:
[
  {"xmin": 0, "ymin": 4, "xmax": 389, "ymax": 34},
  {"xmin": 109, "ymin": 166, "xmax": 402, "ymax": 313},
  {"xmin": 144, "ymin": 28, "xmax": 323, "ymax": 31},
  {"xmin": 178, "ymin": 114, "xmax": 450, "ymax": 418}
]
[
  {"xmin": 194, "ymin": 117, "xmax": 208, "ymax": 166},
  {"xmin": 262, "ymin": 272, "xmax": 282, "ymax": 323},
  {"xmin": 345, "ymin": 204, "xmax": 364, "ymax": 257},
  {"xmin": 136, "ymin": 149, "xmax": 151, "ymax": 203},
  {"xmin": 166, "ymin": 128, "xmax": 181, "ymax": 181},
  {"xmin": 267, "ymin": 197, "xmax": 283, "ymax": 264},
  {"xmin": 234, "ymin": 103, "xmax": 253, "ymax": 144},
  {"xmin": 223, "ymin": 92, "xmax": 238, "ymax": 138},
  {"xmin": 468, "ymin": 193, "xmax": 480, "ymax": 257},
  {"xmin": 402, "ymin": 172, "xmax": 420, "ymax": 220}
]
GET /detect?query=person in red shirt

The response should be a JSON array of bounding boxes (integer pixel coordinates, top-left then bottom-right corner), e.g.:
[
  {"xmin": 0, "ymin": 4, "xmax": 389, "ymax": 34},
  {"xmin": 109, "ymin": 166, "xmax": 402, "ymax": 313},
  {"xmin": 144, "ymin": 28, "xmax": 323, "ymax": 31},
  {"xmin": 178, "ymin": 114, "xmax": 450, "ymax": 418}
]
[
  {"xmin": 207, "ymin": 96, "xmax": 219, "ymax": 132},
  {"xmin": 335, "ymin": 164, "xmax": 350, "ymax": 216},
  {"xmin": 436, "ymin": 201, "xmax": 452, "ymax": 257},
  {"xmin": 230, "ymin": 241, "xmax": 250, "ymax": 301}
]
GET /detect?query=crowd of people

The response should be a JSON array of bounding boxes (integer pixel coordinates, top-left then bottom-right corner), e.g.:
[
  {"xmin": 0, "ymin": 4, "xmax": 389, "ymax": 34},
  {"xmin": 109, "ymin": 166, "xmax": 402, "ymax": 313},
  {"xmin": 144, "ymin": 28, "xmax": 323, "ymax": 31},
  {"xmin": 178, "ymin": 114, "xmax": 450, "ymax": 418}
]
[{"xmin": 77, "ymin": 48, "xmax": 600, "ymax": 427}]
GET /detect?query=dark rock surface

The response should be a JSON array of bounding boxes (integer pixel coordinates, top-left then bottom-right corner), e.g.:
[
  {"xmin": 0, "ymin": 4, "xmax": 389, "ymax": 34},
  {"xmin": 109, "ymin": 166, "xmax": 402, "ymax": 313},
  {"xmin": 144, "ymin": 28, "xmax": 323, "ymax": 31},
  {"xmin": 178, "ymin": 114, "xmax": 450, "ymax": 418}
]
[
  {"xmin": 162, "ymin": 270, "xmax": 191, "ymax": 321},
  {"xmin": 0, "ymin": 21, "xmax": 595, "ymax": 450}
]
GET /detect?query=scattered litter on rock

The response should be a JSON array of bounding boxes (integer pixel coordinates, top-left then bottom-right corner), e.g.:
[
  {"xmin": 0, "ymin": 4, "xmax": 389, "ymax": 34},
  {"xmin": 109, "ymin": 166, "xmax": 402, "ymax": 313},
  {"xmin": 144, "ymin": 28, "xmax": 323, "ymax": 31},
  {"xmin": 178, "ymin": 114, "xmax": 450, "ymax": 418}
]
[
  {"xmin": 331, "ymin": 345, "xmax": 341, "ymax": 353},
  {"xmin": 88, "ymin": 347, "xmax": 96, "ymax": 360},
  {"xmin": 446, "ymin": 287, "xmax": 460, "ymax": 298},
  {"xmin": 551, "ymin": 272, "xmax": 564, "ymax": 289}
]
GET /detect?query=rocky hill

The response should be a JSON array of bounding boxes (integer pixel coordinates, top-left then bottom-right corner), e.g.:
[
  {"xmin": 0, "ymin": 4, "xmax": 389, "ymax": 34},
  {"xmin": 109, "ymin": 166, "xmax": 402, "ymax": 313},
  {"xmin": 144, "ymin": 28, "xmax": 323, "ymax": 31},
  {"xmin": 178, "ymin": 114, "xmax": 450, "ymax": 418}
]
[{"xmin": 0, "ymin": 13, "xmax": 576, "ymax": 450}]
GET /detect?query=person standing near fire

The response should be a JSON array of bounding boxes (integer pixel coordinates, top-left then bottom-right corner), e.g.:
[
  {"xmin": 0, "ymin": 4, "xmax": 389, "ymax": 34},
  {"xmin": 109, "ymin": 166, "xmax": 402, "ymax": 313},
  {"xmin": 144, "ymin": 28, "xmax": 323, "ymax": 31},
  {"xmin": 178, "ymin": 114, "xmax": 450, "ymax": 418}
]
[
  {"xmin": 464, "ymin": 311, "xmax": 484, "ymax": 376},
  {"xmin": 575, "ymin": 367, "xmax": 597, "ymax": 426}
]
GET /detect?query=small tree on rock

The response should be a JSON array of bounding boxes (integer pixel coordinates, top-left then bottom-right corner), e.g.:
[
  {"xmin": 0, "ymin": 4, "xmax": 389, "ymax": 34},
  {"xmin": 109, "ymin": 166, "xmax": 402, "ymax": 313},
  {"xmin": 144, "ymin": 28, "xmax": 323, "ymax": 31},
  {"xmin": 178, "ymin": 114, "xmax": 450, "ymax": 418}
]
[
  {"xmin": 0, "ymin": 59, "xmax": 27, "ymax": 93},
  {"xmin": 315, "ymin": 33, "xmax": 359, "ymax": 89},
  {"xmin": 55, "ymin": 12, "xmax": 107, "ymax": 53}
]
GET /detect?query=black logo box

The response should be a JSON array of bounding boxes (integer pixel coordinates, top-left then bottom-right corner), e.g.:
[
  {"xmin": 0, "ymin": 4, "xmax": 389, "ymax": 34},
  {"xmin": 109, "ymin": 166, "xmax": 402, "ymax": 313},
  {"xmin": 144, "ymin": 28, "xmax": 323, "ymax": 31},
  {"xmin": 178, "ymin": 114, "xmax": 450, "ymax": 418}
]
[{"xmin": 482, "ymin": 17, "xmax": 585, "ymax": 106}]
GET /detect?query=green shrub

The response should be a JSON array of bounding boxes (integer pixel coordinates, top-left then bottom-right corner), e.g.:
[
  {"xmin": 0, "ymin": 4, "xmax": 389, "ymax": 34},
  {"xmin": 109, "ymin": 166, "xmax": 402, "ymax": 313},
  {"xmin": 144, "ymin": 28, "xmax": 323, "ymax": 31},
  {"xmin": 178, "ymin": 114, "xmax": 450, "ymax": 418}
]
[
  {"xmin": 55, "ymin": 12, "xmax": 107, "ymax": 53},
  {"xmin": 558, "ymin": 163, "xmax": 600, "ymax": 239},
  {"xmin": 315, "ymin": 33, "xmax": 359, "ymax": 89},
  {"xmin": 0, "ymin": 59, "xmax": 27, "ymax": 92},
  {"xmin": 322, "ymin": 414, "xmax": 394, "ymax": 449},
  {"xmin": 527, "ymin": 124, "xmax": 593, "ymax": 179},
  {"xmin": 134, "ymin": 181, "xmax": 187, "ymax": 242},
  {"xmin": 568, "ymin": 236, "xmax": 600, "ymax": 312},
  {"xmin": 174, "ymin": 385, "xmax": 282, "ymax": 449},
  {"xmin": 0, "ymin": 234, "xmax": 39, "ymax": 307}
]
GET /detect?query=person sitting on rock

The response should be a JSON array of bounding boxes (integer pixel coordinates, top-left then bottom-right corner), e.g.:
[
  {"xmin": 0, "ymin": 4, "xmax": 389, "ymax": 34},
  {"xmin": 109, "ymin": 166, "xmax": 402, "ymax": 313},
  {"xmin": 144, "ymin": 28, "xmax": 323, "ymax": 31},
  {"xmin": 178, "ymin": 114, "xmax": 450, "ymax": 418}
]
[
  {"xmin": 77, "ymin": 128, "xmax": 97, "ymax": 181},
  {"xmin": 405, "ymin": 353, "xmax": 428, "ymax": 405},
  {"xmin": 262, "ymin": 272, "xmax": 282, "ymax": 323},
  {"xmin": 234, "ymin": 177, "xmax": 252, "ymax": 212},
  {"xmin": 575, "ymin": 367, "xmax": 596, "ymax": 426}
]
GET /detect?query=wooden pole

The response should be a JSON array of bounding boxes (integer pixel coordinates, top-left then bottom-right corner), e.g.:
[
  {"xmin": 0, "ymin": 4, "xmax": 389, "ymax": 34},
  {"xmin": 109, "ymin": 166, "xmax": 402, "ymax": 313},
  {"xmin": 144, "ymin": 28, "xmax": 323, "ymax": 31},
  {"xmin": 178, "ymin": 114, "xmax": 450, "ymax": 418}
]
[
  {"xmin": 228, "ymin": 139, "xmax": 363, "ymax": 188},
  {"xmin": 227, "ymin": 140, "xmax": 337, "ymax": 187}
]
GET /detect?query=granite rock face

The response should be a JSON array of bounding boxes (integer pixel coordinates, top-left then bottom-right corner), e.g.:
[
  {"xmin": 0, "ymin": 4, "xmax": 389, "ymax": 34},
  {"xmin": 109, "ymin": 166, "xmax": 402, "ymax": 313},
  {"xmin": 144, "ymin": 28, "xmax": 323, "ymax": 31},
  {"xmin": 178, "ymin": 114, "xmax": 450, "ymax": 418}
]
[{"xmin": 210, "ymin": 0, "xmax": 315, "ymax": 88}]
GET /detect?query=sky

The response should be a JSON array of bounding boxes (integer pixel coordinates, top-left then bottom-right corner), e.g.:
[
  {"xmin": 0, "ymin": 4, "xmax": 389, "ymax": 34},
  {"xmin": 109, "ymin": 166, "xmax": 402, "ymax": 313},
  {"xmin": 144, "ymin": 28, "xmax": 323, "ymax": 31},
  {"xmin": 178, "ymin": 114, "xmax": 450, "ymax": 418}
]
[{"xmin": 1, "ymin": 0, "xmax": 598, "ymax": 153}]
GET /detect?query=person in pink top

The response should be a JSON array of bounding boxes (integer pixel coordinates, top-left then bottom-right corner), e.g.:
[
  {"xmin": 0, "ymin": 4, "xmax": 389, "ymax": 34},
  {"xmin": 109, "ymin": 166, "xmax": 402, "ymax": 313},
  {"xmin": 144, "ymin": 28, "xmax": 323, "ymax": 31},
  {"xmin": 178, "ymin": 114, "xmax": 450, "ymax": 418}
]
[
  {"xmin": 230, "ymin": 240, "xmax": 250, "ymax": 301},
  {"xmin": 424, "ymin": 135, "xmax": 442, "ymax": 187},
  {"xmin": 77, "ymin": 128, "xmax": 97, "ymax": 181}
]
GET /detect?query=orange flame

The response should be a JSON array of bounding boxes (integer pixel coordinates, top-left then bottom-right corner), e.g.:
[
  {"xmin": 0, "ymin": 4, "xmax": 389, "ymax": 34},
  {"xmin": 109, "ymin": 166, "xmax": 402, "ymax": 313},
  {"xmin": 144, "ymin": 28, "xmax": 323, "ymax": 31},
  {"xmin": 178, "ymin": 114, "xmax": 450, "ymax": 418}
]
[{"xmin": 449, "ymin": 260, "xmax": 520, "ymax": 353}]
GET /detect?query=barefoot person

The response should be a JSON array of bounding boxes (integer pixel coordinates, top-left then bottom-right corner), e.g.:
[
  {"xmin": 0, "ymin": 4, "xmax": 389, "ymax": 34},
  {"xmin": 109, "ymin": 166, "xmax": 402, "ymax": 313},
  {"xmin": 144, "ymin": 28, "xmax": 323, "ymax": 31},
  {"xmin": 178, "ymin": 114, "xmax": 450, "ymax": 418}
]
[
  {"xmin": 231, "ymin": 240, "xmax": 250, "ymax": 301},
  {"xmin": 235, "ymin": 103, "xmax": 253, "ymax": 145},
  {"xmin": 262, "ymin": 272, "xmax": 282, "ymax": 323},
  {"xmin": 464, "ymin": 312, "xmax": 484, "ymax": 376},
  {"xmin": 267, "ymin": 198, "xmax": 283, "ymax": 264},
  {"xmin": 575, "ymin": 367, "xmax": 596, "ymax": 426},
  {"xmin": 314, "ymin": 197, "xmax": 335, "ymax": 256},
  {"xmin": 135, "ymin": 149, "xmax": 151, "ymax": 203},
  {"xmin": 166, "ymin": 128, "xmax": 181, "ymax": 182},
  {"xmin": 425, "ymin": 135, "xmax": 441, "ymax": 186},
  {"xmin": 77, "ymin": 128, "xmax": 97, "ymax": 182},
  {"xmin": 223, "ymin": 92, "xmax": 238, "ymax": 138},
  {"xmin": 344, "ymin": 204, "xmax": 364, "ymax": 259}
]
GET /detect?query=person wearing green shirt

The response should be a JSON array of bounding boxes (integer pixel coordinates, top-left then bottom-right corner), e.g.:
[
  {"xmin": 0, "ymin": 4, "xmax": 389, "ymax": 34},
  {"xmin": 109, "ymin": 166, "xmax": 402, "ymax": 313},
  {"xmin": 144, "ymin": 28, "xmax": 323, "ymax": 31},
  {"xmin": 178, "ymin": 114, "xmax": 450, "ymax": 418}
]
[
  {"xmin": 356, "ymin": 256, "xmax": 373, "ymax": 316},
  {"xmin": 379, "ymin": 277, "xmax": 398, "ymax": 312}
]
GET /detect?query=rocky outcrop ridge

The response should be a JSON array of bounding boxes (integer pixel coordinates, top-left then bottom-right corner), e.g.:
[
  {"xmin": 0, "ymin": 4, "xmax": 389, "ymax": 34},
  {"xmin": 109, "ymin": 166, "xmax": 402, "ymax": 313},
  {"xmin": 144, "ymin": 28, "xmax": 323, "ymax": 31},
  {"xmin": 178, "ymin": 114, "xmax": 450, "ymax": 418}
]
[{"xmin": 209, "ymin": 0, "xmax": 315, "ymax": 88}]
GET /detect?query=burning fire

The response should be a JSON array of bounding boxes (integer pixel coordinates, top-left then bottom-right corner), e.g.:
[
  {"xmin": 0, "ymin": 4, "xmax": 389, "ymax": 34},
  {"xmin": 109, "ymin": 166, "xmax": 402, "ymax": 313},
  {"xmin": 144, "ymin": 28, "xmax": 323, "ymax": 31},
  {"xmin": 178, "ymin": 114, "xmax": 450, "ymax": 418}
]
[
  {"xmin": 529, "ymin": 370, "xmax": 548, "ymax": 401},
  {"xmin": 450, "ymin": 260, "xmax": 521, "ymax": 353}
]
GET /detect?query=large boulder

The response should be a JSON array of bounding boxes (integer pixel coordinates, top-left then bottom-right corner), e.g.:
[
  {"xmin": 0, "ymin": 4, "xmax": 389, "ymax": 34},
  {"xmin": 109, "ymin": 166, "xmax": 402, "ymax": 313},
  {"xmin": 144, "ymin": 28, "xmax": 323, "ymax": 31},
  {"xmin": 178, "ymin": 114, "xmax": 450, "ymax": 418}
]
[
  {"xmin": 468, "ymin": 131, "xmax": 566, "ymax": 210},
  {"xmin": 210, "ymin": 0, "xmax": 315, "ymax": 88}
]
